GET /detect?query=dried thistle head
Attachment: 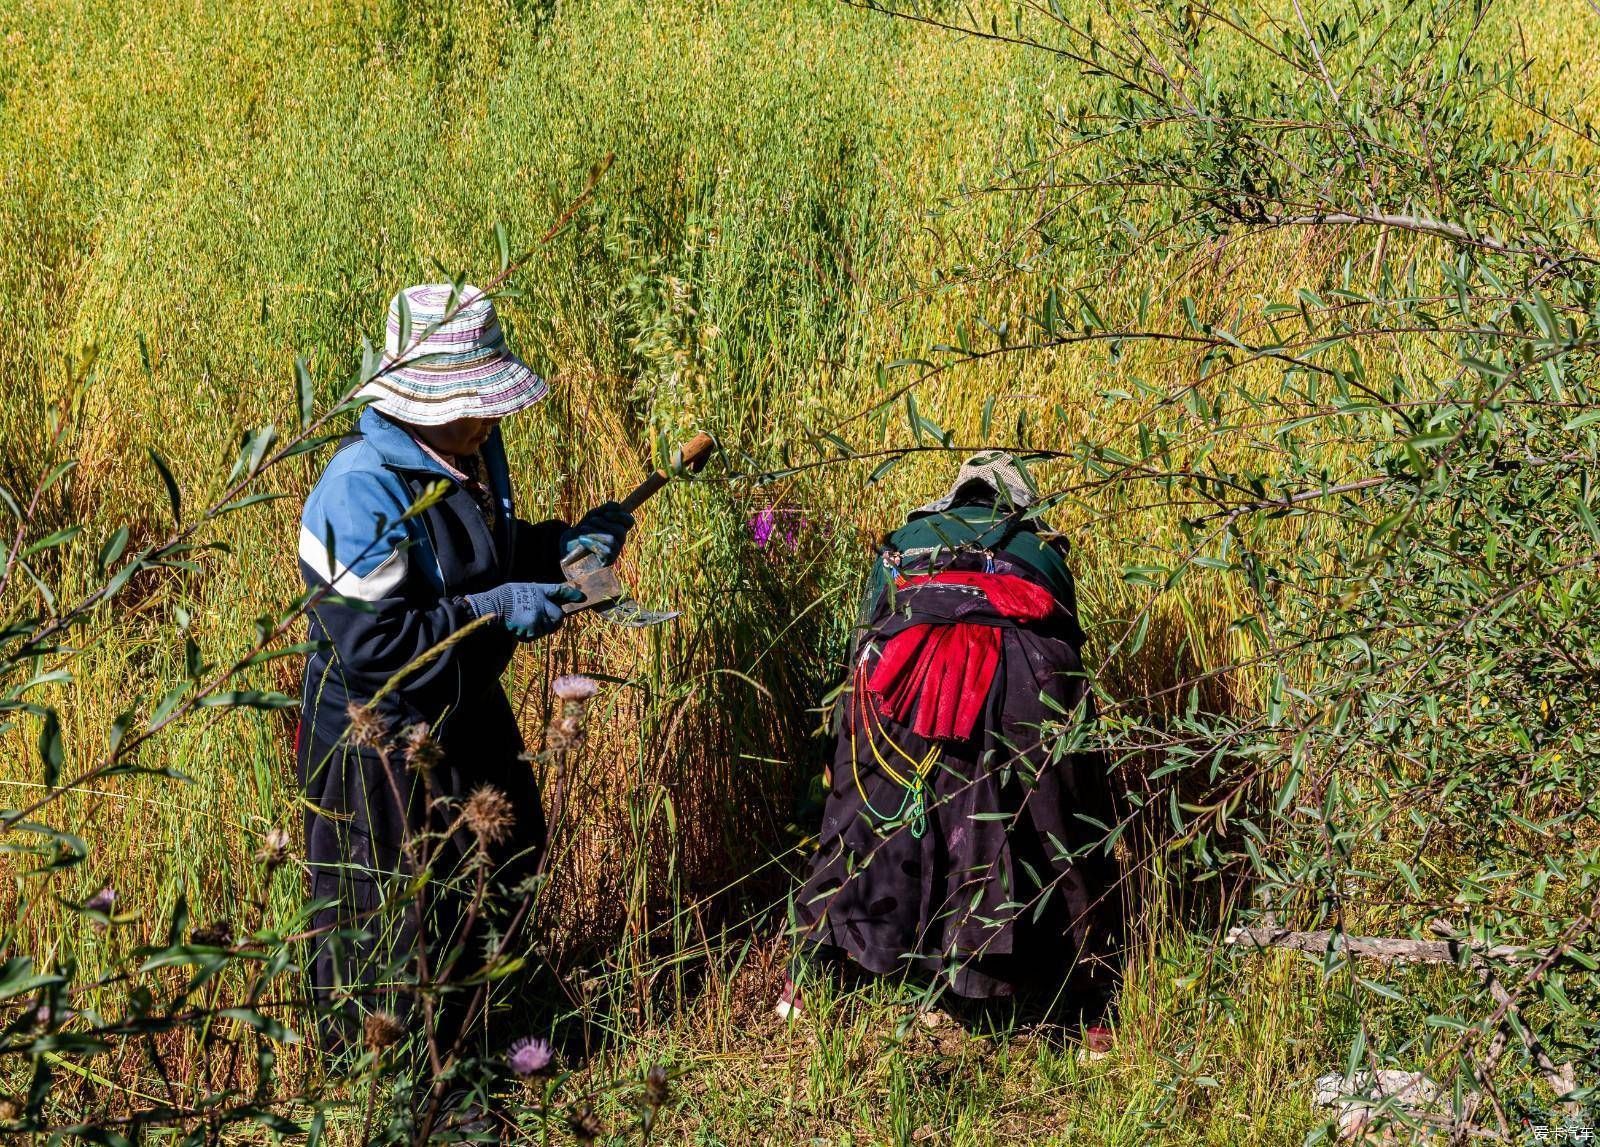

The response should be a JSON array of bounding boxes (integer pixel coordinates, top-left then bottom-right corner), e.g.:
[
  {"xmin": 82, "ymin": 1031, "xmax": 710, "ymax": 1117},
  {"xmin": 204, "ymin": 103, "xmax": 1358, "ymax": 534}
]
[
  {"xmin": 462, "ymin": 785, "xmax": 515, "ymax": 847},
  {"xmin": 566, "ymin": 1108, "xmax": 604, "ymax": 1144},
  {"xmin": 545, "ymin": 714, "xmax": 584, "ymax": 753},
  {"xmin": 345, "ymin": 702, "xmax": 389, "ymax": 749},
  {"xmin": 255, "ymin": 827, "xmax": 292, "ymax": 870},
  {"xmin": 546, "ymin": 675, "xmax": 600, "ymax": 755},
  {"xmin": 363, "ymin": 1010, "xmax": 405, "ymax": 1052},
  {"xmin": 400, "ymin": 723, "xmax": 441, "ymax": 773},
  {"xmin": 645, "ymin": 1064, "xmax": 671, "ymax": 1107},
  {"xmin": 190, "ymin": 922, "xmax": 234, "ymax": 948}
]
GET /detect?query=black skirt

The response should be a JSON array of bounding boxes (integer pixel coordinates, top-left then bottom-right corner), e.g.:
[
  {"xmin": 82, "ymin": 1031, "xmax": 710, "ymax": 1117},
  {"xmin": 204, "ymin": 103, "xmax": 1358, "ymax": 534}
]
[{"xmin": 793, "ymin": 580, "xmax": 1120, "ymax": 1000}]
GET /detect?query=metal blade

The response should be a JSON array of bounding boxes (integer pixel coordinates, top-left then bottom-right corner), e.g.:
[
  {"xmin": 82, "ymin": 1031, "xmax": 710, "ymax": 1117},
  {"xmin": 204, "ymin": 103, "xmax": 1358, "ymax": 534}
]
[
  {"xmin": 559, "ymin": 543, "xmax": 679, "ymax": 626},
  {"xmin": 595, "ymin": 598, "xmax": 681, "ymax": 628},
  {"xmin": 560, "ymin": 563, "xmax": 623, "ymax": 615}
]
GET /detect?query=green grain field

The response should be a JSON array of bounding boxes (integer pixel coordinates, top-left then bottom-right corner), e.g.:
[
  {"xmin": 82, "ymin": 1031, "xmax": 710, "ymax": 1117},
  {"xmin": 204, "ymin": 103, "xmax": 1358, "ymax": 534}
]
[{"xmin": 3, "ymin": 0, "xmax": 1598, "ymax": 1141}]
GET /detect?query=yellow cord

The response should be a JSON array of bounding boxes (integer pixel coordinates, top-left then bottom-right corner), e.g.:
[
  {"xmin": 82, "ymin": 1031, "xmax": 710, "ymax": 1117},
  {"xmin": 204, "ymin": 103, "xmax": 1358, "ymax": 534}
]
[{"xmin": 848, "ymin": 661, "xmax": 940, "ymax": 837}]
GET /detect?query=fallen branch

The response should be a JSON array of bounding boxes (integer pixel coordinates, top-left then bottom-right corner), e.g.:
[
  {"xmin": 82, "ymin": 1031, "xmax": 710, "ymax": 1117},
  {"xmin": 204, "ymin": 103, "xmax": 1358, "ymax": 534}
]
[
  {"xmin": 1223, "ymin": 925, "xmax": 1534, "ymax": 964},
  {"xmin": 1228, "ymin": 923, "xmax": 1579, "ymax": 1110},
  {"xmin": 1427, "ymin": 924, "xmax": 1581, "ymax": 1112}
]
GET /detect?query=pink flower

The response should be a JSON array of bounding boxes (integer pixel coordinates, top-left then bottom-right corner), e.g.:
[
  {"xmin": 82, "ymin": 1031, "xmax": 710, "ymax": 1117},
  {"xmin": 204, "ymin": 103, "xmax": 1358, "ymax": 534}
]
[
  {"xmin": 508, "ymin": 1035, "xmax": 555, "ymax": 1076},
  {"xmin": 551, "ymin": 675, "xmax": 599, "ymax": 702}
]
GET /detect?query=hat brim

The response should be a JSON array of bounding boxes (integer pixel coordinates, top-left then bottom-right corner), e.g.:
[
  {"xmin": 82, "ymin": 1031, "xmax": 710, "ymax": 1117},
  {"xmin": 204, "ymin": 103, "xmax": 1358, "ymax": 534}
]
[
  {"xmin": 356, "ymin": 351, "xmax": 549, "ymax": 426},
  {"xmin": 911, "ymin": 452, "xmax": 1036, "ymax": 516}
]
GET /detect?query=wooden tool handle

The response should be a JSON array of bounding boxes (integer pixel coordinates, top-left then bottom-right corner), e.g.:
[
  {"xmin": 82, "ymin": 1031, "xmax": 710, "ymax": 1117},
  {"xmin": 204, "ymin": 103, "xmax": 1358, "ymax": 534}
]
[{"xmin": 619, "ymin": 432, "xmax": 715, "ymax": 513}]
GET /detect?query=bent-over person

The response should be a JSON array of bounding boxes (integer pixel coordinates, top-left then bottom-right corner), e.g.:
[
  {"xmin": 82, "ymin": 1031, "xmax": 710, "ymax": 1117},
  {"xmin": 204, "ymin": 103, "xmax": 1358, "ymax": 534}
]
[{"xmin": 787, "ymin": 452, "xmax": 1121, "ymax": 1028}]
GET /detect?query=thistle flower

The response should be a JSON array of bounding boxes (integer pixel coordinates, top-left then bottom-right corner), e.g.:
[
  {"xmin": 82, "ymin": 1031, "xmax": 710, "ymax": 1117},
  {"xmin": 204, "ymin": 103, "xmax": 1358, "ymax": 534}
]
[
  {"xmin": 345, "ymin": 702, "xmax": 389, "ymax": 748},
  {"xmin": 254, "ymin": 827, "xmax": 291, "ymax": 869},
  {"xmin": 551, "ymin": 674, "xmax": 599, "ymax": 702},
  {"xmin": 507, "ymin": 1035, "xmax": 555, "ymax": 1076},
  {"xmin": 462, "ymin": 785, "xmax": 515, "ymax": 847},
  {"xmin": 400, "ymin": 722, "xmax": 441, "ymax": 773},
  {"xmin": 363, "ymin": 1010, "xmax": 405, "ymax": 1052},
  {"xmin": 748, "ymin": 508, "xmax": 775, "ymax": 547},
  {"xmin": 748, "ymin": 507, "xmax": 807, "ymax": 550},
  {"xmin": 85, "ymin": 886, "xmax": 115, "ymax": 915},
  {"xmin": 547, "ymin": 674, "xmax": 599, "ymax": 754}
]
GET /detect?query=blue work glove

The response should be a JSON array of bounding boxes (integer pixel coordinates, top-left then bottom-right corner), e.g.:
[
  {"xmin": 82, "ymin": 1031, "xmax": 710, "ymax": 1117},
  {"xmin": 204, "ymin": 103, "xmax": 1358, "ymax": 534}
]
[
  {"xmin": 461, "ymin": 581, "xmax": 582, "ymax": 640},
  {"xmin": 559, "ymin": 501, "xmax": 634, "ymax": 566}
]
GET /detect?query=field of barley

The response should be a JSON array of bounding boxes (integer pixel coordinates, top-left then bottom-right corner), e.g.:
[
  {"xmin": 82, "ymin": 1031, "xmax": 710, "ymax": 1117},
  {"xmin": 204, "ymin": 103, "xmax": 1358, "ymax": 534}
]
[{"xmin": 3, "ymin": 0, "xmax": 1597, "ymax": 1141}]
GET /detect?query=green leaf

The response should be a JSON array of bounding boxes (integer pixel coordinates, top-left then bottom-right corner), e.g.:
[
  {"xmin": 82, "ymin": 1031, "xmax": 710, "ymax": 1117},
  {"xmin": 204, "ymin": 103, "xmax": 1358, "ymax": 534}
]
[
  {"xmin": 400, "ymin": 480, "xmax": 450, "ymax": 521},
  {"xmin": 295, "ymin": 357, "xmax": 315, "ymax": 431},
  {"xmin": 97, "ymin": 525, "xmax": 129, "ymax": 573},
  {"xmin": 196, "ymin": 690, "xmax": 296, "ymax": 710},
  {"xmin": 868, "ymin": 455, "xmax": 904, "ymax": 483},
  {"xmin": 148, "ymin": 683, "xmax": 190, "ymax": 726},
  {"xmin": 148, "ymin": 448, "xmax": 182, "ymax": 526},
  {"xmin": 281, "ymin": 432, "xmax": 345, "ymax": 461},
  {"xmin": 238, "ymin": 1109, "xmax": 304, "ymax": 1134},
  {"xmin": 212, "ymin": 492, "xmax": 288, "ymax": 517},
  {"xmin": 243, "ymin": 641, "xmax": 324, "ymax": 667},
  {"xmin": 37, "ymin": 709, "xmax": 62, "ymax": 789},
  {"xmin": 494, "ymin": 220, "xmax": 510, "ymax": 273},
  {"xmin": 36, "ymin": 459, "xmax": 77, "ymax": 496},
  {"xmin": 395, "ymin": 290, "xmax": 413, "ymax": 352},
  {"xmin": 0, "ymin": 958, "xmax": 65, "ymax": 1004},
  {"xmin": 360, "ymin": 335, "xmax": 381, "ymax": 384},
  {"xmin": 1126, "ymin": 610, "xmax": 1150, "ymax": 654},
  {"xmin": 227, "ymin": 424, "xmax": 279, "ymax": 485},
  {"xmin": 21, "ymin": 525, "xmax": 80, "ymax": 558},
  {"xmin": 219, "ymin": 1007, "xmax": 302, "ymax": 1045}
]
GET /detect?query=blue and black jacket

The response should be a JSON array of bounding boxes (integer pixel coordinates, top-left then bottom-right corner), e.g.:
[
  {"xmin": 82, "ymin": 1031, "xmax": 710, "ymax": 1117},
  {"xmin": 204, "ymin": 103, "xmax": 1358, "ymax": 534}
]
[
  {"xmin": 295, "ymin": 407, "xmax": 566, "ymax": 1024},
  {"xmin": 296, "ymin": 406, "xmax": 567, "ymax": 759}
]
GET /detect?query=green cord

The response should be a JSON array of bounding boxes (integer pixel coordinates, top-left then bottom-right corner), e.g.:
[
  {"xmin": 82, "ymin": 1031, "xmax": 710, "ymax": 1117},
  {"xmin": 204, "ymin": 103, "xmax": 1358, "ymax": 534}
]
[{"xmin": 862, "ymin": 771, "xmax": 928, "ymax": 839}]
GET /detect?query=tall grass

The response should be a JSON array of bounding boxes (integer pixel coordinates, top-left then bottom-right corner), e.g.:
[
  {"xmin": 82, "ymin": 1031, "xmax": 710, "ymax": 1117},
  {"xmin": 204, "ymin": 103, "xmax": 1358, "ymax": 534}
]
[{"xmin": 2, "ymin": 0, "xmax": 1596, "ymax": 1139}]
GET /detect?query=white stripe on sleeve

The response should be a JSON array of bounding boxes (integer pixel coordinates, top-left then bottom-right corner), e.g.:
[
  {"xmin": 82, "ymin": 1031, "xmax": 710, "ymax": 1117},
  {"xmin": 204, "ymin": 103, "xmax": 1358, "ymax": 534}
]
[{"xmin": 298, "ymin": 525, "xmax": 409, "ymax": 601}]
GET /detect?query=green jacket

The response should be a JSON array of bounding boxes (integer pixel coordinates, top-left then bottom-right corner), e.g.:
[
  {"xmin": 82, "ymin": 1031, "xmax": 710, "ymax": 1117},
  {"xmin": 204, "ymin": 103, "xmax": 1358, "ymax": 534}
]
[{"xmin": 874, "ymin": 504, "xmax": 1076, "ymax": 606}]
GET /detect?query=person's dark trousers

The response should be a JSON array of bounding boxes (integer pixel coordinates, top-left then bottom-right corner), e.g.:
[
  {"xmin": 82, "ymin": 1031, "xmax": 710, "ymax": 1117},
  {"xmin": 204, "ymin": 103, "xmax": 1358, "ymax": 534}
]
[{"xmin": 296, "ymin": 728, "xmax": 545, "ymax": 1058}]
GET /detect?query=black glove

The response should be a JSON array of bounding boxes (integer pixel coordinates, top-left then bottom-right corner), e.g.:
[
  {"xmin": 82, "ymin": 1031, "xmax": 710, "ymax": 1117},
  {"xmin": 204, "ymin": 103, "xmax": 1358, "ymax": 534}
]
[
  {"xmin": 559, "ymin": 501, "xmax": 635, "ymax": 566},
  {"xmin": 462, "ymin": 581, "xmax": 582, "ymax": 640}
]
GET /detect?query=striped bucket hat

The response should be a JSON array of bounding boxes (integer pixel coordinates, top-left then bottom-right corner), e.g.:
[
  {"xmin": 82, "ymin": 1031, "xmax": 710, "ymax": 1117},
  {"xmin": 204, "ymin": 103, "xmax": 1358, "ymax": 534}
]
[{"xmin": 356, "ymin": 283, "xmax": 548, "ymax": 426}]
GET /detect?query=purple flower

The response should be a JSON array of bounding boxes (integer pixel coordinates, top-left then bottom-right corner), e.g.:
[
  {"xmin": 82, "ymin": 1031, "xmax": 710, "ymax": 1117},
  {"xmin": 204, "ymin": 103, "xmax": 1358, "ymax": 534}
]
[
  {"xmin": 748, "ymin": 508, "xmax": 808, "ymax": 550},
  {"xmin": 779, "ymin": 511, "xmax": 808, "ymax": 547},
  {"xmin": 85, "ymin": 886, "xmax": 115, "ymax": 915},
  {"xmin": 508, "ymin": 1035, "xmax": 555, "ymax": 1076},
  {"xmin": 748, "ymin": 508, "xmax": 776, "ymax": 548}
]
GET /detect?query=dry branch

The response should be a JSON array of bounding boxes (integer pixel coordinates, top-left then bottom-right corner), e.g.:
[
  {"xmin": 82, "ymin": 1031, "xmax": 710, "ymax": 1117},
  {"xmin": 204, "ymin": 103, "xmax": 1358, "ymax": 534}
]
[
  {"xmin": 1223, "ymin": 925, "xmax": 1534, "ymax": 964},
  {"xmin": 1228, "ymin": 924, "xmax": 1579, "ymax": 1108}
]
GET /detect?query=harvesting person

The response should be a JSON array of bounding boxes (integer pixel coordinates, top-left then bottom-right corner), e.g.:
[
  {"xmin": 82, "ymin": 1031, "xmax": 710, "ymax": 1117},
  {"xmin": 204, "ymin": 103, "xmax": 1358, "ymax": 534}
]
[
  {"xmin": 784, "ymin": 452, "xmax": 1121, "ymax": 1029},
  {"xmin": 295, "ymin": 283, "xmax": 631, "ymax": 1051}
]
